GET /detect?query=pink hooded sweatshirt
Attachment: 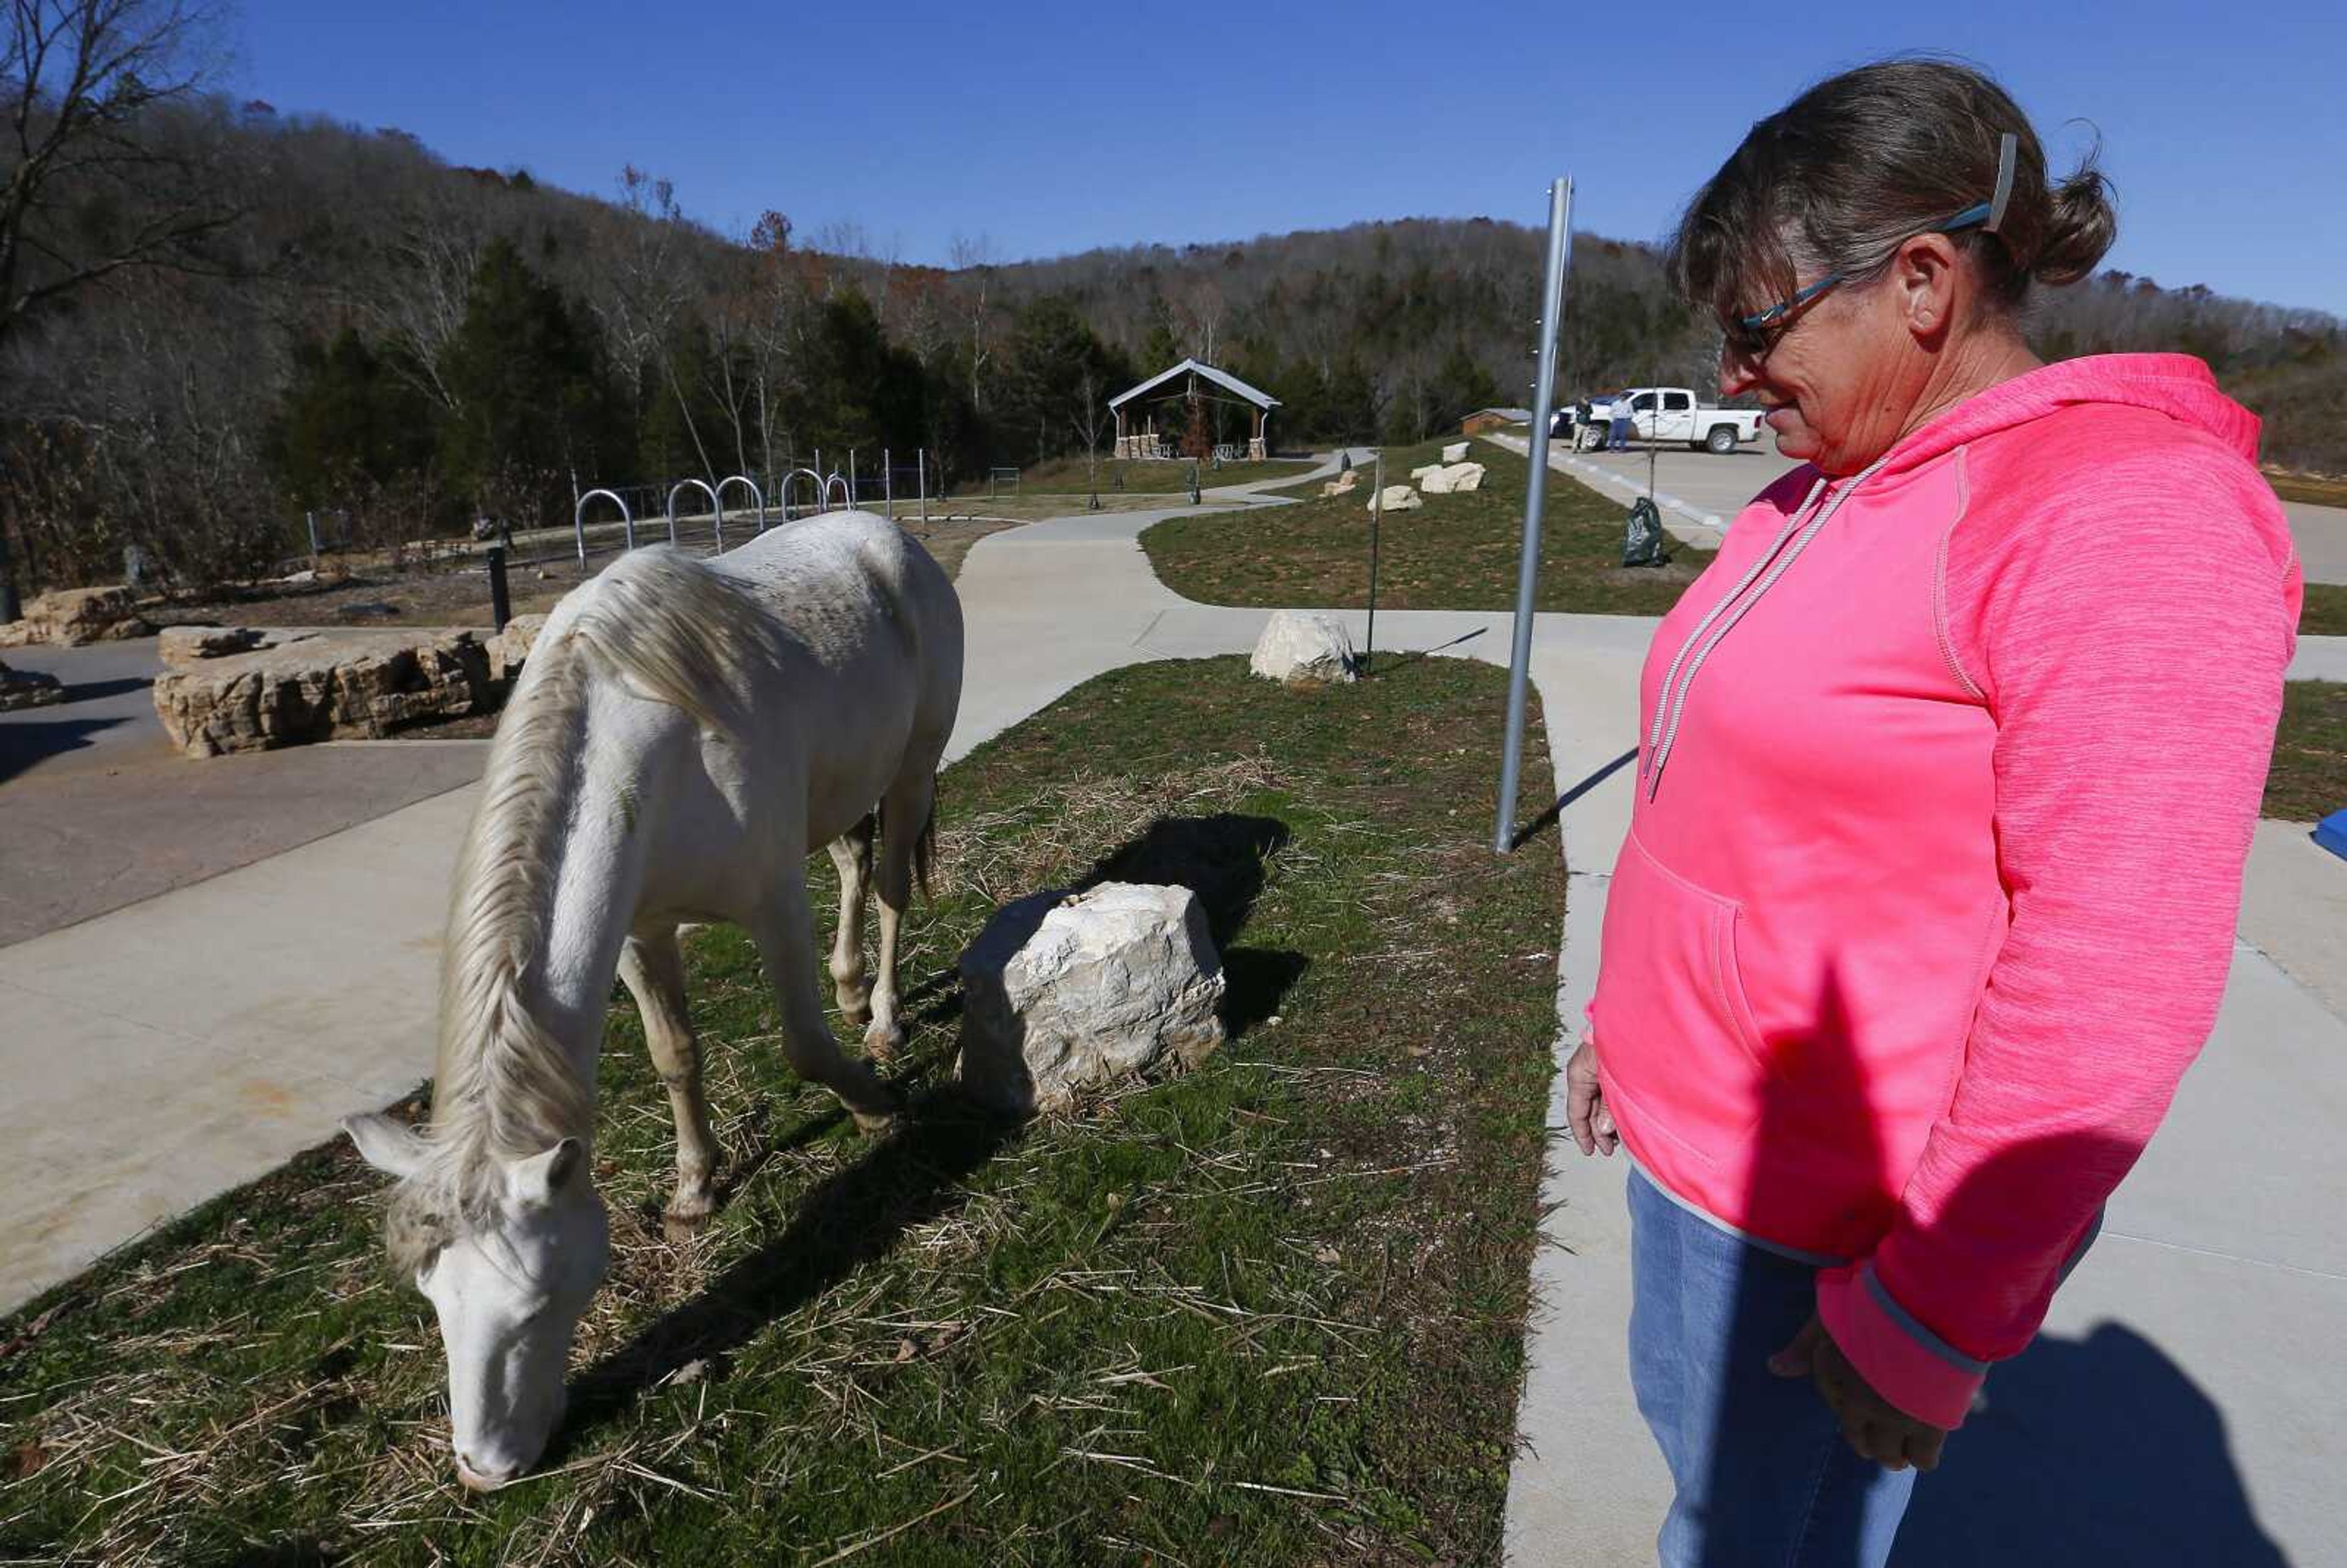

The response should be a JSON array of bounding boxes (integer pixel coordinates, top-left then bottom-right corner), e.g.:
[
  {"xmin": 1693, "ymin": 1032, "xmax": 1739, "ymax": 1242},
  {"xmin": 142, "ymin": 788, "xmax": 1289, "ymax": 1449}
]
[{"xmin": 1587, "ymin": 354, "xmax": 2302, "ymax": 1429}]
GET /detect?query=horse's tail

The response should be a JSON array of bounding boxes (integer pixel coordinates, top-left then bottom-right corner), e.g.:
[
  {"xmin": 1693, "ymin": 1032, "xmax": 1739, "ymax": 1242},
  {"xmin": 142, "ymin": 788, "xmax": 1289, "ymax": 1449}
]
[
  {"xmin": 914, "ymin": 785, "xmax": 938, "ymax": 904},
  {"xmin": 876, "ymin": 784, "xmax": 939, "ymax": 904}
]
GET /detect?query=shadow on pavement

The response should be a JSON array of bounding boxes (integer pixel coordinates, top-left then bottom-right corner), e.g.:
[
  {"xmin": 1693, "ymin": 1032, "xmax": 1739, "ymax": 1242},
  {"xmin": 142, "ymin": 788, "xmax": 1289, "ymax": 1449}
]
[
  {"xmin": 56, "ymin": 675, "xmax": 153, "ymax": 705},
  {"xmin": 0, "ymin": 716, "xmax": 127, "ymax": 785},
  {"xmin": 1897, "ymin": 1321, "xmax": 2284, "ymax": 1566}
]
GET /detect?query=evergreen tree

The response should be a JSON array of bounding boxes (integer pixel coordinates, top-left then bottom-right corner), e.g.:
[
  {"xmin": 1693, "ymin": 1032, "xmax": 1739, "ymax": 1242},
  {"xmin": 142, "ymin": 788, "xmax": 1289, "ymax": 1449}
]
[{"xmin": 438, "ymin": 237, "xmax": 619, "ymax": 523}]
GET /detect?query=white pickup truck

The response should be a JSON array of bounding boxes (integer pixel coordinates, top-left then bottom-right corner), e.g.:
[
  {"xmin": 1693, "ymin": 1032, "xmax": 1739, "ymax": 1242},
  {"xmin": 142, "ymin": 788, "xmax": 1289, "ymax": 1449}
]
[{"xmin": 1568, "ymin": 389, "xmax": 1766, "ymax": 455}]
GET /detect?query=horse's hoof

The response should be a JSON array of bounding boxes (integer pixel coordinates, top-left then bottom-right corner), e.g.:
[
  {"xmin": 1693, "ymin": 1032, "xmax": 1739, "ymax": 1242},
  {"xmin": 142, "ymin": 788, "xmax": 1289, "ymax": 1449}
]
[
  {"xmin": 662, "ymin": 1208, "xmax": 712, "ymax": 1242},
  {"xmin": 851, "ymin": 1108, "xmax": 899, "ymax": 1138},
  {"xmin": 842, "ymin": 1003, "xmax": 874, "ymax": 1030},
  {"xmin": 864, "ymin": 1020, "xmax": 906, "ymax": 1064}
]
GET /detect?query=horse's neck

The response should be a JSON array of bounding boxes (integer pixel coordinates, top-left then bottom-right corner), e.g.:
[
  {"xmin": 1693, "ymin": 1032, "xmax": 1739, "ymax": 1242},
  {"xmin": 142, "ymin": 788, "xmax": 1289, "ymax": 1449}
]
[{"xmin": 542, "ymin": 762, "xmax": 656, "ymax": 1064}]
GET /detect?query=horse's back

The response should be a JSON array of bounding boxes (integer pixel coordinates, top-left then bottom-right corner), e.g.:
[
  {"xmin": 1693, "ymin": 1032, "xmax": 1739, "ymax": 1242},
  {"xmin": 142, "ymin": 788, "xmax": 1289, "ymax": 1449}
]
[{"xmin": 711, "ymin": 512, "xmax": 958, "ymax": 672}]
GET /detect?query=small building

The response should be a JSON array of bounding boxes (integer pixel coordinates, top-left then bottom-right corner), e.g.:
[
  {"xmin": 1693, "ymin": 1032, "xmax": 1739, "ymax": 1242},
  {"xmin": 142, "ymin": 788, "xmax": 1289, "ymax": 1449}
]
[
  {"xmin": 1461, "ymin": 406, "xmax": 1536, "ymax": 436},
  {"xmin": 1109, "ymin": 359, "xmax": 1279, "ymax": 461}
]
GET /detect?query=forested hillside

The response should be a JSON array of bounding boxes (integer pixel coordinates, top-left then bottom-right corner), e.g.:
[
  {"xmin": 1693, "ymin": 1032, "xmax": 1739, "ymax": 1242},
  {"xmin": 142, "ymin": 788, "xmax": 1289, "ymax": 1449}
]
[{"xmin": 6, "ymin": 0, "xmax": 2340, "ymax": 597}]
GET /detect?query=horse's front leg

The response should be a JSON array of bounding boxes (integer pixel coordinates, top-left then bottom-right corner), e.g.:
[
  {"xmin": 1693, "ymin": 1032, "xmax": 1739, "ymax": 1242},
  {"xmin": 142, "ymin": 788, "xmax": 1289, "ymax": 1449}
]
[
  {"xmin": 747, "ymin": 868, "xmax": 900, "ymax": 1135},
  {"xmin": 825, "ymin": 814, "xmax": 876, "ymax": 1030},
  {"xmin": 618, "ymin": 928, "xmax": 722, "ymax": 1236}
]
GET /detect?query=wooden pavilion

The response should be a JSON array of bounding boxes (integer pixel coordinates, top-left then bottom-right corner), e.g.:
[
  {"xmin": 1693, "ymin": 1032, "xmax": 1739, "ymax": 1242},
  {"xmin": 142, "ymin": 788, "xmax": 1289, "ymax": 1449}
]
[{"xmin": 1108, "ymin": 359, "xmax": 1278, "ymax": 461}]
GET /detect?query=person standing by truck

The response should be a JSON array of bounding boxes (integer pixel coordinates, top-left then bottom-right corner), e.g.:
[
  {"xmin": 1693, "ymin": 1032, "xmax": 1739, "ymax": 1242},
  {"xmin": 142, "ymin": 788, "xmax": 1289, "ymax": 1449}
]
[
  {"xmin": 1563, "ymin": 57, "xmax": 2301, "ymax": 1566},
  {"xmin": 1607, "ymin": 393, "xmax": 1634, "ymax": 451}
]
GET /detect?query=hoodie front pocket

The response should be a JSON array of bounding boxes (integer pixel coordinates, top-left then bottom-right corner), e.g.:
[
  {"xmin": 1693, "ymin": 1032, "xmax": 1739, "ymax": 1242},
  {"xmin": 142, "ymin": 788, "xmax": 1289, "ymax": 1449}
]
[{"xmin": 1592, "ymin": 830, "xmax": 1774, "ymax": 1168}]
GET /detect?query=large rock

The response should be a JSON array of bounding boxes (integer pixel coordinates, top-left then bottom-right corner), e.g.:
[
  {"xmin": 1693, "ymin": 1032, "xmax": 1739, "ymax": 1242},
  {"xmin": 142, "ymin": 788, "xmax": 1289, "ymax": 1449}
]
[
  {"xmin": 956, "ymin": 882, "xmax": 1227, "ymax": 1116},
  {"xmin": 0, "ymin": 585, "xmax": 153, "ymax": 648},
  {"xmin": 152, "ymin": 629, "xmax": 492, "ymax": 758},
  {"xmin": 158, "ymin": 626, "xmax": 319, "ymax": 669},
  {"xmin": 1249, "ymin": 609, "xmax": 1357, "ymax": 687},
  {"xmin": 1421, "ymin": 461, "xmax": 1487, "ymax": 496},
  {"xmin": 1409, "ymin": 463, "xmax": 1445, "ymax": 483},
  {"xmin": 1370, "ymin": 485, "xmax": 1422, "ymax": 513},
  {"xmin": 0, "ymin": 658, "xmax": 63, "ymax": 711},
  {"xmin": 1319, "ymin": 470, "xmax": 1361, "ymax": 499},
  {"xmin": 1442, "ymin": 441, "xmax": 1470, "ymax": 463},
  {"xmin": 489, "ymin": 613, "xmax": 550, "ymax": 683}
]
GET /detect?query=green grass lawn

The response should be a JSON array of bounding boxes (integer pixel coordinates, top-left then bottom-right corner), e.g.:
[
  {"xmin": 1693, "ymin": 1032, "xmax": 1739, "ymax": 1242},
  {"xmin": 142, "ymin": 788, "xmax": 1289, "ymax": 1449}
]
[
  {"xmin": 0, "ymin": 658, "xmax": 1564, "ymax": 1567},
  {"xmin": 2300, "ymin": 582, "xmax": 2347, "ymax": 637},
  {"xmin": 2267, "ymin": 680, "xmax": 2347, "ymax": 821},
  {"xmin": 953, "ymin": 456, "xmax": 1317, "ymax": 498},
  {"xmin": 1143, "ymin": 437, "xmax": 1716, "ymax": 616}
]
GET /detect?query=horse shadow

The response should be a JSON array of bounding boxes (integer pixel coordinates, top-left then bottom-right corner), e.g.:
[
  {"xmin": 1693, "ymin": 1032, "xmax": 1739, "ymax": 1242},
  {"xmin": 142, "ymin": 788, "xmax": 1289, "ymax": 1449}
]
[
  {"xmin": 560, "ymin": 1088, "xmax": 1023, "ymax": 1440},
  {"xmin": 567, "ymin": 810, "xmax": 1309, "ymax": 1432}
]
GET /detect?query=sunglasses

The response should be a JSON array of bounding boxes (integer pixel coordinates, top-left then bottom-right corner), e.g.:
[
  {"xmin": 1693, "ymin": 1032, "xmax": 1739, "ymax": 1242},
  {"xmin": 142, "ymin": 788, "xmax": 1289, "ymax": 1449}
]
[{"xmin": 1724, "ymin": 133, "xmax": 2019, "ymax": 362}]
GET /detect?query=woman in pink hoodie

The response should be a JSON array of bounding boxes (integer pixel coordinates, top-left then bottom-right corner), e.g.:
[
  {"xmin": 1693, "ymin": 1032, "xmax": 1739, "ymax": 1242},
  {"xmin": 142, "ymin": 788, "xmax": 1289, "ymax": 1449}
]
[{"xmin": 1563, "ymin": 60, "xmax": 2302, "ymax": 1566}]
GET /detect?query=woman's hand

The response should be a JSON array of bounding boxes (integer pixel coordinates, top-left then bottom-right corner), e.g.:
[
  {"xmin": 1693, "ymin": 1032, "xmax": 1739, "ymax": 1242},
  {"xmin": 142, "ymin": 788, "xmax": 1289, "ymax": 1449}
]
[
  {"xmin": 1565, "ymin": 1036, "xmax": 1617, "ymax": 1156},
  {"xmin": 1771, "ymin": 1315, "xmax": 1950, "ymax": 1471}
]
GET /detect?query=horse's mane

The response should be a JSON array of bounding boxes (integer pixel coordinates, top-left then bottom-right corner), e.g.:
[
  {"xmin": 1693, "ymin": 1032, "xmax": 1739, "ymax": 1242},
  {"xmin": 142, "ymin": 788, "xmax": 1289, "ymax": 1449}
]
[{"xmin": 385, "ymin": 547, "xmax": 783, "ymax": 1271}]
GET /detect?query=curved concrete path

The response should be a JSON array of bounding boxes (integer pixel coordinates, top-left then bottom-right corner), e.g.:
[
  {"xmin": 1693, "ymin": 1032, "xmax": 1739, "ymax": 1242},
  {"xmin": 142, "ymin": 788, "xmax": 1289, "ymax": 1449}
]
[{"xmin": 4, "ymin": 455, "xmax": 2345, "ymax": 1567}]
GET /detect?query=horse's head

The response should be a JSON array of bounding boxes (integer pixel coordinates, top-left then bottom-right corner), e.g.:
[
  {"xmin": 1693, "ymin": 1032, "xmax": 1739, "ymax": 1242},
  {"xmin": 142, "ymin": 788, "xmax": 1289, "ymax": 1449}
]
[{"xmin": 344, "ymin": 1113, "xmax": 610, "ymax": 1490}]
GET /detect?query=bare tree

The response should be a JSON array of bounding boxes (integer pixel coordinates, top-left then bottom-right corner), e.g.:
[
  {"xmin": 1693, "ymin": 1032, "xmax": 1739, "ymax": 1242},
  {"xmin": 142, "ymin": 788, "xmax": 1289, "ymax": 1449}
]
[
  {"xmin": 0, "ymin": 0, "xmax": 236, "ymax": 348},
  {"xmin": 1070, "ymin": 359, "xmax": 1110, "ymax": 510},
  {"xmin": 599, "ymin": 164, "xmax": 716, "ymax": 482},
  {"xmin": 1, "ymin": 0, "xmax": 236, "ymax": 614},
  {"xmin": 948, "ymin": 232, "xmax": 996, "ymax": 412}
]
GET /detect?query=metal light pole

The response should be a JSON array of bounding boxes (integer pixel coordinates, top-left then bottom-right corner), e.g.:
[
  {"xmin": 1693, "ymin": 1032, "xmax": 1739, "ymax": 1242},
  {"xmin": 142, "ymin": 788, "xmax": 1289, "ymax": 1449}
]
[
  {"xmin": 1365, "ymin": 451, "xmax": 1383, "ymax": 675},
  {"xmin": 1494, "ymin": 176, "xmax": 1576, "ymax": 854},
  {"xmin": 884, "ymin": 447, "xmax": 894, "ymax": 520},
  {"xmin": 917, "ymin": 447, "xmax": 928, "ymax": 524}
]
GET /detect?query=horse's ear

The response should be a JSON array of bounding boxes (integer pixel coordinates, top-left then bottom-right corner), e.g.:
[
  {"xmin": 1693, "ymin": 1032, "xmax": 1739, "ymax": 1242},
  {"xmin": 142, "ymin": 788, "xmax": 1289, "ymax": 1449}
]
[
  {"xmin": 504, "ymin": 1137, "xmax": 585, "ymax": 1209},
  {"xmin": 343, "ymin": 1113, "xmax": 428, "ymax": 1179}
]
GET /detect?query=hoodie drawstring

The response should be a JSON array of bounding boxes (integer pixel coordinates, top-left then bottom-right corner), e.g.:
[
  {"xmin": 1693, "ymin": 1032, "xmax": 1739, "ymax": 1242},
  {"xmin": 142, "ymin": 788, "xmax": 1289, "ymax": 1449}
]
[{"xmin": 1645, "ymin": 458, "xmax": 1889, "ymax": 801}]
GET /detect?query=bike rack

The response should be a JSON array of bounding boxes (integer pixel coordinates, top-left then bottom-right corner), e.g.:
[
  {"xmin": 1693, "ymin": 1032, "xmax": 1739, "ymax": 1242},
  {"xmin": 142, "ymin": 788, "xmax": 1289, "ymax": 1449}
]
[
  {"xmin": 823, "ymin": 472, "xmax": 853, "ymax": 511},
  {"xmin": 780, "ymin": 467, "xmax": 824, "ymax": 521},
  {"xmin": 574, "ymin": 488, "xmax": 634, "ymax": 560},
  {"xmin": 667, "ymin": 478, "xmax": 724, "ymax": 551},
  {"xmin": 714, "ymin": 474, "xmax": 766, "ymax": 538}
]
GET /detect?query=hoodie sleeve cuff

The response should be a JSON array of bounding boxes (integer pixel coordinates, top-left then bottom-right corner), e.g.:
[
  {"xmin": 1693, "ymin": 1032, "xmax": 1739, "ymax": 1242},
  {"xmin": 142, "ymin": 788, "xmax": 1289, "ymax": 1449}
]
[{"xmin": 1815, "ymin": 1261, "xmax": 1985, "ymax": 1430}]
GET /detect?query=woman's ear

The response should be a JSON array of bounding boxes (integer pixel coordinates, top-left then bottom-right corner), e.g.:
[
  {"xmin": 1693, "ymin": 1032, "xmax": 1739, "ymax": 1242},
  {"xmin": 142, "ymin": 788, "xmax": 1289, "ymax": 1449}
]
[{"xmin": 1893, "ymin": 233, "xmax": 1964, "ymax": 340}]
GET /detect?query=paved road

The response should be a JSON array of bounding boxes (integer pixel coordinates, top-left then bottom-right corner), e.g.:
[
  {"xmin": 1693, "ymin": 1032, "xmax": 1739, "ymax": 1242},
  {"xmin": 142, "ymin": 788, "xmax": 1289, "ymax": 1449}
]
[
  {"xmin": 0, "ymin": 637, "xmax": 490, "ymax": 946},
  {"xmin": 4, "ymin": 465, "xmax": 2345, "ymax": 1565}
]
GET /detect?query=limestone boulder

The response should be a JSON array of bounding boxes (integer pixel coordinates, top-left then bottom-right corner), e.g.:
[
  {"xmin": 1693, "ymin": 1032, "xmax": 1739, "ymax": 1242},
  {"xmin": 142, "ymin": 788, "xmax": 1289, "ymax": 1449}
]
[
  {"xmin": 158, "ymin": 626, "xmax": 320, "ymax": 669},
  {"xmin": 956, "ymin": 882, "xmax": 1227, "ymax": 1116},
  {"xmin": 1409, "ymin": 463, "xmax": 1445, "ymax": 483},
  {"xmin": 1, "ymin": 585, "xmax": 153, "ymax": 648},
  {"xmin": 1370, "ymin": 485, "xmax": 1422, "ymax": 513},
  {"xmin": 489, "ymin": 613, "xmax": 550, "ymax": 683},
  {"xmin": 1249, "ymin": 609, "xmax": 1357, "ymax": 687},
  {"xmin": 0, "ymin": 658, "xmax": 63, "ymax": 711},
  {"xmin": 1320, "ymin": 469, "xmax": 1361, "ymax": 498},
  {"xmin": 1442, "ymin": 441, "xmax": 1470, "ymax": 463},
  {"xmin": 152, "ymin": 629, "xmax": 492, "ymax": 758},
  {"xmin": 1422, "ymin": 461, "xmax": 1486, "ymax": 496}
]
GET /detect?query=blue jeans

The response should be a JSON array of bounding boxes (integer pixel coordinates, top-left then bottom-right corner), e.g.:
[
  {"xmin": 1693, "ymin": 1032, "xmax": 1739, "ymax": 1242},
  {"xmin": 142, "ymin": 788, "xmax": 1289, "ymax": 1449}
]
[
  {"xmin": 1609, "ymin": 420, "xmax": 1631, "ymax": 450},
  {"xmin": 1628, "ymin": 1165, "xmax": 1917, "ymax": 1567}
]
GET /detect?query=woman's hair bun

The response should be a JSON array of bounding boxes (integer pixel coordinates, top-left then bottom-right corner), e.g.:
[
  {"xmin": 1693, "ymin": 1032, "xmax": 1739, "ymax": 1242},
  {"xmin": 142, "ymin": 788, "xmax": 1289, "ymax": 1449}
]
[{"xmin": 2032, "ymin": 160, "xmax": 2117, "ymax": 287}]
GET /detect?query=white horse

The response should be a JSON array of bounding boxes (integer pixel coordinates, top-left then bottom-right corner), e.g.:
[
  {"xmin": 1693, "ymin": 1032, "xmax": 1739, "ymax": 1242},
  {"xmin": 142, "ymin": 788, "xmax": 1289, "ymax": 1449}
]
[{"xmin": 343, "ymin": 511, "xmax": 963, "ymax": 1490}]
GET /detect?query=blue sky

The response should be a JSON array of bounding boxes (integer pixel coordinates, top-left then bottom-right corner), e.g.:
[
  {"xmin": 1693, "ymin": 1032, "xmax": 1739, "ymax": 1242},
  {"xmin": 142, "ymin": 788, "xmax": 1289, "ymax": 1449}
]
[{"xmin": 235, "ymin": 0, "xmax": 2347, "ymax": 315}]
